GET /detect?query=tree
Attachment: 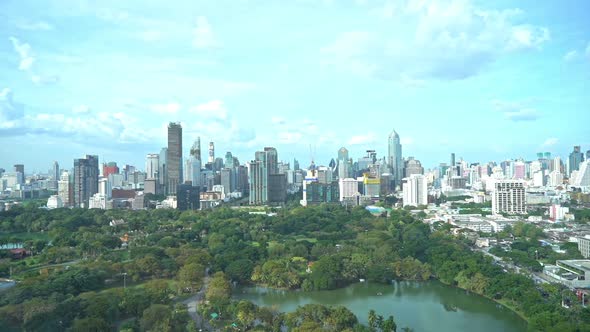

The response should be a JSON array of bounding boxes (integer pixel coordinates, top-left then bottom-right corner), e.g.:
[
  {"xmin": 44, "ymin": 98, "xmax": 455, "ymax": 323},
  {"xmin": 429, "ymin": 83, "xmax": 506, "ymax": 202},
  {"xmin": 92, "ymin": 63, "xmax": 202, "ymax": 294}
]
[
  {"xmin": 140, "ymin": 304, "xmax": 172, "ymax": 332},
  {"xmin": 70, "ymin": 317, "xmax": 111, "ymax": 332},
  {"xmin": 178, "ymin": 263, "xmax": 204, "ymax": 293}
]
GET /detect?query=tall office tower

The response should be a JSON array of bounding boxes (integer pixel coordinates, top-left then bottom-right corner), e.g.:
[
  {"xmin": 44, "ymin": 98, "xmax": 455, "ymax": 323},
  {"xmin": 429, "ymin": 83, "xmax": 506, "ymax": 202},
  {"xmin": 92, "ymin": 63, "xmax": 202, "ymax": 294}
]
[
  {"xmin": 338, "ymin": 147, "xmax": 349, "ymax": 161},
  {"xmin": 404, "ymin": 157, "xmax": 424, "ymax": 177},
  {"xmin": 293, "ymin": 159, "xmax": 300, "ymax": 171},
  {"xmin": 221, "ymin": 168, "xmax": 233, "ymax": 196},
  {"xmin": 58, "ymin": 171, "xmax": 72, "ymax": 207},
  {"xmin": 191, "ymin": 137, "xmax": 202, "ymax": 162},
  {"xmin": 264, "ymin": 147, "xmax": 279, "ymax": 175},
  {"xmin": 572, "ymin": 161, "xmax": 590, "ymax": 187},
  {"xmin": 225, "ymin": 152, "xmax": 234, "ymax": 168},
  {"xmin": 568, "ymin": 146, "xmax": 584, "ymax": 176},
  {"xmin": 74, "ymin": 155, "xmax": 99, "ymax": 208},
  {"xmin": 167, "ymin": 122, "xmax": 183, "ymax": 195},
  {"xmin": 14, "ymin": 164, "xmax": 24, "ymax": 175},
  {"xmin": 551, "ymin": 157, "xmax": 562, "ymax": 173},
  {"xmin": 402, "ymin": 174, "xmax": 428, "ymax": 207},
  {"xmin": 159, "ymin": 147, "xmax": 167, "ymax": 187},
  {"xmin": 492, "ymin": 180, "xmax": 526, "ymax": 215},
  {"xmin": 177, "ymin": 183, "xmax": 200, "ymax": 211},
  {"xmin": 388, "ymin": 130, "xmax": 403, "ymax": 187},
  {"xmin": 102, "ymin": 162, "xmax": 119, "ymax": 178},
  {"xmin": 249, "ymin": 159, "xmax": 267, "ymax": 205},
  {"xmin": 98, "ymin": 177, "xmax": 111, "ymax": 199},
  {"xmin": 51, "ymin": 161, "xmax": 59, "ymax": 180},
  {"xmin": 450, "ymin": 153, "xmax": 456, "ymax": 167},
  {"xmin": 208, "ymin": 142, "xmax": 215, "ymax": 163},
  {"xmin": 587, "ymin": 150, "xmax": 590, "ymax": 161},
  {"xmin": 146, "ymin": 154, "xmax": 160, "ymax": 180},
  {"xmin": 249, "ymin": 150, "xmax": 271, "ymax": 204}
]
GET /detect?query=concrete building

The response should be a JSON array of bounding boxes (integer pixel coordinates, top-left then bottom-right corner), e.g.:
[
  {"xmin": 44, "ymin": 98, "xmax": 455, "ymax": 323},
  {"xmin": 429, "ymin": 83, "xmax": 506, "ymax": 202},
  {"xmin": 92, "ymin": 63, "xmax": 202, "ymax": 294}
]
[
  {"xmin": 249, "ymin": 159, "xmax": 268, "ymax": 205},
  {"xmin": 88, "ymin": 193, "xmax": 107, "ymax": 209},
  {"xmin": 98, "ymin": 177, "xmax": 111, "ymax": 199},
  {"xmin": 208, "ymin": 141, "xmax": 215, "ymax": 163},
  {"xmin": 492, "ymin": 180, "xmax": 526, "ymax": 215},
  {"xmin": 268, "ymin": 173, "xmax": 287, "ymax": 204},
  {"xmin": 146, "ymin": 154, "xmax": 160, "ymax": 180},
  {"xmin": 572, "ymin": 161, "xmax": 590, "ymax": 187},
  {"xmin": 46, "ymin": 195, "xmax": 63, "ymax": 209},
  {"xmin": 102, "ymin": 162, "xmax": 119, "ymax": 178},
  {"xmin": 159, "ymin": 147, "xmax": 167, "ymax": 187},
  {"xmin": 264, "ymin": 147, "xmax": 279, "ymax": 175},
  {"xmin": 532, "ymin": 171, "xmax": 545, "ymax": 187},
  {"xmin": 402, "ymin": 174, "xmax": 428, "ymax": 207},
  {"xmin": 74, "ymin": 155, "xmax": 99, "ymax": 208},
  {"xmin": 550, "ymin": 204, "xmax": 570, "ymax": 221},
  {"xmin": 339, "ymin": 178, "xmax": 358, "ymax": 201},
  {"xmin": 568, "ymin": 146, "xmax": 585, "ymax": 176},
  {"xmin": 578, "ymin": 237, "xmax": 590, "ymax": 259},
  {"xmin": 144, "ymin": 178, "xmax": 158, "ymax": 195},
  {"xmin": 177, "ymin": 183, "xmax": 199, "ymax": 210},
  {"xmin": 404, "ymin": 157, "xmax": 424, "ymax": 177},
  {"xmin": 58, "ymin": 171, "xmax": 73, "ymax": 207},
  {"xmin": 544, "ymin": 260, "xmax": 590, "ymax": 289},
  {"xmin": 166, "ymin": 122, "xmax": 183, "ymax": 195},
  {"xmin": 548, "ymin": 171, "xmax": 563, "ymax": 187}
]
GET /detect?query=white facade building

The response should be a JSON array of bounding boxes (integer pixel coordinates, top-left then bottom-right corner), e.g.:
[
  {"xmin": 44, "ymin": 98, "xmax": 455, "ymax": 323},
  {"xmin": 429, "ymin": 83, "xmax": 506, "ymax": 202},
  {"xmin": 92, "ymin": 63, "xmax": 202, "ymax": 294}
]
[
  {"xmin": 339, "ymin": 178, "xmax": 358, "ymax": 201},
  {"xmin": 89, "ymin": 193, "xmax": 107, "ymax": 209},
  {"xmin": 492, "ymin": 180, "xmax": 526, "ymax": 215},
  {"xmin": 572, "ymin": 161, "xmax": 590, "ymax": 187},
  {"xmin": 146, "ymin": 153, "xmax": 160, "ymax": 180},
  {"xmin": 548, "ymin": 171, "xmax": 563, "ymax": 187},
  {"xmin": 532, "ymin": 171, "xmax": 545, "ymax": 187},
  {"xmin": 58, "ymin": 171, "xmax": 71, "ymax": 207},
  {"xmin": 402, "ymin": 174, "xmax": 428, "ymax": 207},
  {"xmin": 46, "ymin": 195, "xmax": 63, "ymax": 209}
]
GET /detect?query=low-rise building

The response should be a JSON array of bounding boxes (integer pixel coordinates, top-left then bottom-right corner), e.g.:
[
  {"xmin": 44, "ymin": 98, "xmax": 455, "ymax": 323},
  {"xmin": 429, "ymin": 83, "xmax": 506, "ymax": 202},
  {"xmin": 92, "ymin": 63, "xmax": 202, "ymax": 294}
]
[{"xmin": 543, "ymin": 260, "xmax": 590, "ymax": 289}]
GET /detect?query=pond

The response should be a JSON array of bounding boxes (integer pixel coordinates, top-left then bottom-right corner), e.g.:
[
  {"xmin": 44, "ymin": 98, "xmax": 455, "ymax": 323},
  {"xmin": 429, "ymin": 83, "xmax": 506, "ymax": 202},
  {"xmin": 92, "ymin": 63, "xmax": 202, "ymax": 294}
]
[{"xmin": 234, "ymin": 281, "xmax": 527, "ymax": 331}]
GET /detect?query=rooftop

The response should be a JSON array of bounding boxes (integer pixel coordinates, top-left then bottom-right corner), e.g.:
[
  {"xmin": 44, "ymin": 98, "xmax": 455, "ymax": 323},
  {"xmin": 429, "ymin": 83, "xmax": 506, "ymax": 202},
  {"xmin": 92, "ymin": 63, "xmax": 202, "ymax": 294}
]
[{"xmin": 558, "ymin": 260, "xmax": 590, "ymax": 272}]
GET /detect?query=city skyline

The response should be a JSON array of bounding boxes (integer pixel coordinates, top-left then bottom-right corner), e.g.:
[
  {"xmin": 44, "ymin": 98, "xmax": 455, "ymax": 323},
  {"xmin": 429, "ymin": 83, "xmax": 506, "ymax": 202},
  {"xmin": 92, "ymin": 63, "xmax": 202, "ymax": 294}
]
[{"xmin": 1, "ymin": 0, "xmax": 590, "ymax": 170}]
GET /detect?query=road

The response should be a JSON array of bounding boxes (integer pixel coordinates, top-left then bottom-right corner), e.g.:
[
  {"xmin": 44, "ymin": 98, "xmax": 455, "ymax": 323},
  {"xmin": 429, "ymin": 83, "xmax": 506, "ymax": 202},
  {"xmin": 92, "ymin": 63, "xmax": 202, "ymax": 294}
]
[
  {"xmin": 182, "ymin": 270, "xmax": 212, "ymax": 331},
  {"xmin": 476, "ymin": 248, "xmax": 549, "ymax": 285}
]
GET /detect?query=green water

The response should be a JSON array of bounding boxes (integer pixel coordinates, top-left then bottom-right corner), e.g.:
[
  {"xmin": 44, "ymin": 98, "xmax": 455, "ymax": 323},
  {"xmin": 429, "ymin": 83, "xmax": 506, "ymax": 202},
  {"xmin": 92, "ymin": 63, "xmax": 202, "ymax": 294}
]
[{"xmin": 234, "ymin": 281, "xmax": 527, "ymax": 331}]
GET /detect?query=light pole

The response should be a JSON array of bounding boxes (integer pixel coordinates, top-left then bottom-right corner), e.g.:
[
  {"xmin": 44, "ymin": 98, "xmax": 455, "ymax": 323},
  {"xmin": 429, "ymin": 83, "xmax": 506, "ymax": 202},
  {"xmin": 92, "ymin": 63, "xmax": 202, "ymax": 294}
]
[{"xmin": 123, "ymin": 272, "xmax": 128, "ymax": 289}]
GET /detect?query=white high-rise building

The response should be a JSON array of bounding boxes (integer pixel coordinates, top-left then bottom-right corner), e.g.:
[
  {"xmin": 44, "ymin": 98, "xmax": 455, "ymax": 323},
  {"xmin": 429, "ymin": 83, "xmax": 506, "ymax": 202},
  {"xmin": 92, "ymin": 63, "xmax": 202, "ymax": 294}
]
[
  {"xmin": 402, "ymin": 174, "xmax": 428, "ymax": 207},
  {"xmin": 532, "ymin": 171, "xmax": 545, "ymax": 187},
  {"xmin": 47, "ymin": 195, "xmax": 63, "ymax": 209},
  {"xmin": 548, "ymin": 171, "xmax": 563, "ymax": 187},
  {"xmin": 572, "ymin": 161, "xmax": 590, "ymax": 187},
  {"xmin": 146, "ymin": 153, "xmax": 160, "ymax": 180},
  {"xmin": 98, "ymin": 177, "xmax": 111, "ymax": 199},
  {"xmin": 492, "ymin": 180, "xmax": 526, "ymax": 215},
  {"xmin": 89, "ymin": 193, "xmax": 107, "ymax": 209},
  {"xmin": 58, "ymin": 171, "xmax": 71, "ymax": 207},
  {"xmin": 339, "ymin": 178, "xmax": 358, "ymax": 201}
]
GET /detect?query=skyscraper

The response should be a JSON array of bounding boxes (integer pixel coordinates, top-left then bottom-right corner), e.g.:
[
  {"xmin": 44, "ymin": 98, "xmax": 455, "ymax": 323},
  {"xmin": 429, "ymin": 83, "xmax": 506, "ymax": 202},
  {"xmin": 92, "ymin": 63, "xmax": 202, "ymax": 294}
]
[
  {"xmin": 51, "ymin": 161, "xmax": 60, "ymax": 190},
  {"xmin": 191, "ymin": 137, "xmax": 201, "ymax": 162},
  {"xmin": 264, "ymin": 147, "xmax": 278, "ymax": 175},
  {"xmin": 166, "ymin": 122, "xmax": 183, "ymax": 195},
  {"xmin": 102, "ymin": 162, "xmax": 119, "ymax": 178},
  {"xmin": 492, "ymin": 180, "xmax": 526, "ymax": 215},
  {"xmin": 404, "ymin": 157, "xmax": 424, "ymax": 177},
  {"xmin": 159, "ymin": 147, "xmax": 167, "ymax": 187},
  {"xmin": 572, "ymin": 161, "xmax": 590, "ymax": 187},
  {"xmin": 388, "ymin": 130, "xmax": 403, "ymax": 187},
  {"xmin": 14, "ymin": 164, "xmax": 24, "ymax": 176},
  {"xmin": 450, "ymin": 153, "xmax": 456, "ymax": 167},
  {"xmin": 74, "ymin": 155, "xmax": 99, "ymax": 208},
  {"xmin": 338, "ymin": 147, "xmax": 349, "ymax": 161},
  {"xmin": 249, "ymin": 150, "xmax": 269, "ymax": 204},
  {"xmin": 58, "ymin": 171, "xmax": 72, "ymax": 207},
  {"xmin": 146, "ymin": 154, "xmax": 160, "ymax": 180},
  {"xmin": 208, "ymin": 142, "xmax": 215, "ymax": 163},
  {"xmin": 568, "ymin": 146, "xmax": 584, "ymax": 176},
  {"xmin": 177, "ymin": 183, "xmax": 200, "ymax": 210}
]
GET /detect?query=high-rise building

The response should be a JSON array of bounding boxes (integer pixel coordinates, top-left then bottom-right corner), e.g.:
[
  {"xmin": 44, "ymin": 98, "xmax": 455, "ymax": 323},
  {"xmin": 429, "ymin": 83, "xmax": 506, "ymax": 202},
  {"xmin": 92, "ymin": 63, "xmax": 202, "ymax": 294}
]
[
  {"xmin": 548, "ymin": 171, "xmax": 563, "ymax": 187},
  {"xmin": 339, "ymin": 178, "xmax": 358, "ymax": 201},
  {"xmin": 102, "ymin": 162, "xmax": 119, "ymax": 178},
  {"xmin": 98, "ymin": 177, "xmax": 111, "ymax": 199},
  {"xmin": 146, "ymin": 154, "xmax": 160, "ymax": 180},
  {"xmin": 191, "ymin": 137, "xmax": 201, "ymax": 162},
  {"xmin": 587, "ymin": 150, "xmax": 590, "ymax": 161},
  {"xmin": 58, "ymin": 171, "xmax": 73, "ymax": 207},
  {"xmin": 13, "ymin": 164, "xmax": 24, "ymax": 176},
  {"xmin": 51, "ymin": 161, "xmax": 59, "ymax": 181},
  {"xmin": 264, "ymin": 147, "xmax": 279, "ymax": 175},
  {"xmin": 249, "ymin": 159, "xmax": 267, "ymax": 205},
  {"xmin": 74, "ymin": 155, "xmax": 99, "ymax": 208},
  {"xmin": 513, "ymin": 161, "xmax": 526, "ymax": 180},
  {"xmin": 568, "ymin": 146, "xmax": 584, "ymax": 176},
  {"xmin": 159, "ymin": 147, "xmax": 167, "ymax": 187},
  {"xmin": 268, "ymin": 174, "xmax": 287, "ymax": 204},
  {"xmin": 338, "ymin": 147, "xmax": 349, "ymax": 161},
  {"xmin": 492, "ymin": 180, "xmax": 526, "ymax": 215},
  {"xmin": 402, "ymin": 174, "xmax": 428, "ymax": 207},
  {"xmin": 404, "ymin": 157, "xmax": 424, "ymax": 177},
  {"xmin": 177, "ymin": 183, "xmax": 200, "ymax": 210},
  {"xmin": 450, "ymin": 153, "xmax": 456, "ymax": 167},
  {"xmin": 208, "ymin": 142, "xmax": 215, "ymax": 163},
  {"xmin": 572, "ymin": 161, "xmax": 590, "ymax": 187},
  {"xmin": 221, "ymin": 168, "xmax": 233, "ymax": 195},
  {"xmin": 166, "ymin": 122, "xmax": 183, "ymax": 195},
  {"xmin": 388, "ymin": 130, "xmax": 403, "ymax": 188},
  {"xmin": 225, "ymin": 152, "xmax": 234, "ymax": 169}
]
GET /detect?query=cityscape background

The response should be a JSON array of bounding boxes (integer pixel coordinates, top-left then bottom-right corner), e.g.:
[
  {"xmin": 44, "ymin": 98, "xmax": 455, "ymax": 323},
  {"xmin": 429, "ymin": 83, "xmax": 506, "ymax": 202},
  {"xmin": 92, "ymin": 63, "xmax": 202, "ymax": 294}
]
[{"xmin": 1, "ymin": 0, "xmax": 590, "ymax": 171}]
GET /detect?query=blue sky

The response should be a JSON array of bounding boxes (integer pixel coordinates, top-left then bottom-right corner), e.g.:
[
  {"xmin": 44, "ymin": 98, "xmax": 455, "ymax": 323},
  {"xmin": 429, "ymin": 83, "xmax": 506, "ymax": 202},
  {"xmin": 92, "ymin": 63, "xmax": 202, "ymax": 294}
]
[{"xmin": 1, "ymin": 0, "xmax": 589, "ymax": 173}]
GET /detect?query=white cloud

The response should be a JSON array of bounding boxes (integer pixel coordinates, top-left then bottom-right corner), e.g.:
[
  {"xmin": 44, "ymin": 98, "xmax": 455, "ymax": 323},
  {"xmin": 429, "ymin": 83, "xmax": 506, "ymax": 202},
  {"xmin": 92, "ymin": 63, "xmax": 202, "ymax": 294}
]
[
  {"xmin": 271, "ymin": 117, "xmax": 286, "ymax": 125},
  {"xmin": 193, "ymin": 16, "xmax": 218, "ymax": 49},
  {"xmin": 542, "ymin": 137, "xmax": 559, "ymax": 147},
  {"xmin": 491, "ymin": 98, "xmax": 540, "ymax": 122},
  {"xmin": 190, "ymin": 100, "xmax": 228, "ymax": 120},
  {"xmin": 563, "ymin": 50, "xmax": 578, "ymax": 62},
  {"xmin": 16, "ymin": 21, "xmax": 53, "ymax": 31},
  {"xmin": 9, "ymin": 37, "xmax": 35, "ymax": 70},
  {"xmin": 348, "ymin": 132, "xmax": 377, "ymax": 145},
  {"xmin": 72, "ymin": 105, "xmax": 90, "ymax": 114},
  {"xmin": 139, "ymin": 30, "xmax": 162, "ymax": 42},
  {"xmin": 278, "ymin": 131, "xmax": 303, "ymax": 144},
  {"xmin": 0, "ymin": 88, "xmax": 25, "ymax": 129},
  {"xmin": 322, "ymin": 0, "xmax": 550, "ymax": 80}
]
